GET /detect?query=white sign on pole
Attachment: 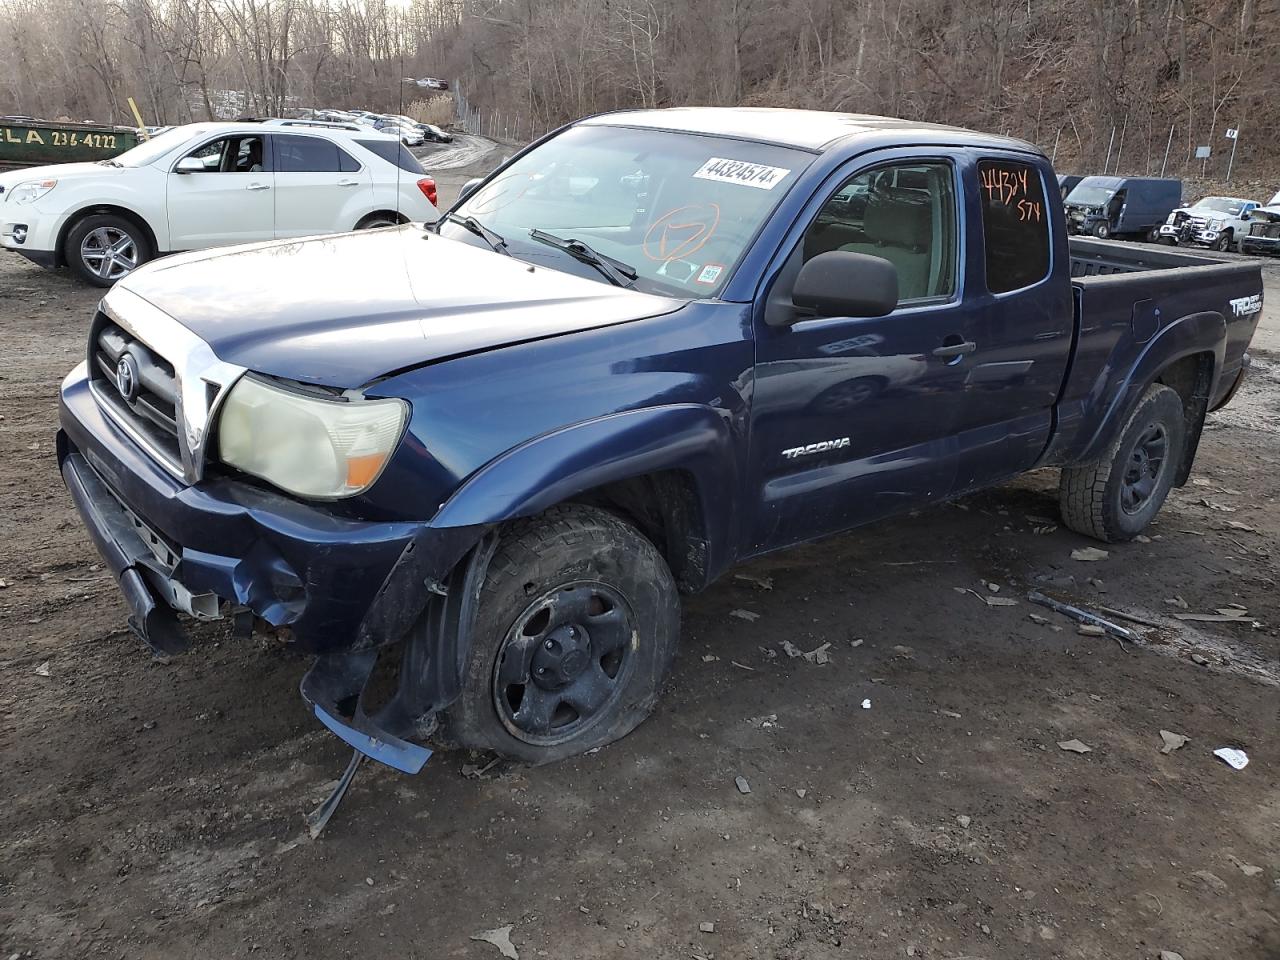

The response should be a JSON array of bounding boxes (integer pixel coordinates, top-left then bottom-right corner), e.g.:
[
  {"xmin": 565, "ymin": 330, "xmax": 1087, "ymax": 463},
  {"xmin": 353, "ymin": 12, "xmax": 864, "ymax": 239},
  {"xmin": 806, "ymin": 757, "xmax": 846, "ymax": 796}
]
[
  {"xmin": 1195, "ymin": 145, "xmax": 1211, "ymax": 158},
  {"xmin": 1225, "ymin": 128, "xmax": 1239, "ymax": 140}
]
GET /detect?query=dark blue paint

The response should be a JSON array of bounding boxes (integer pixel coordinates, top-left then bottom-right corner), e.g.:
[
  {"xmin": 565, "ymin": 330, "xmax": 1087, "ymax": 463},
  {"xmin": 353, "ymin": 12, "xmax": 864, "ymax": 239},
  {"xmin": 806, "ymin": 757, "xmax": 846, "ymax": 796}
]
[{"xmin": 57, "ymin": 111, "xmax": 1265, "ymax": 686}]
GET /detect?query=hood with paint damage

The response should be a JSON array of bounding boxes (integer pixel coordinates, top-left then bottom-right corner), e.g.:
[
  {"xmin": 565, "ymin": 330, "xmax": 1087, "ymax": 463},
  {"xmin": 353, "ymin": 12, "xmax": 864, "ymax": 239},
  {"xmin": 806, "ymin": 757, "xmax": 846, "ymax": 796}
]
[{"xmin": 113, "ymin": 225, "xmax": 685, "ymax": 388}]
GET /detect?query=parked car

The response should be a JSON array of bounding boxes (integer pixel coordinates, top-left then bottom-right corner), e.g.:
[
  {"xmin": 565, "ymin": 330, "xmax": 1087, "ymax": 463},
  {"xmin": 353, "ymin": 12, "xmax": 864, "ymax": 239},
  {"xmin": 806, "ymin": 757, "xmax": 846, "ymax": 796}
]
[
  {"xmin": 1158, "ymin": 196, "xmax": 1260, "ymax": 251},
  {"xmin": 372, "ymin": 118, "xmax": 425, "ymax": 147},
  {"xmin": 1240, "ymin": 201, "xmax": 1280, "ymax": 257},
  {"xmin": 421, "ymin": 123, "xmax": 454, "ymax": 144},
  {"xmin": 0, "ymin": 120, "xmax": 438, "ymax": 286},
  {"xmin": 56, "ymin": 108, "xmax": 1262, "ymax": 797},
  {"xmin": 1064, "ymin": 176, "xmax": 1182, "ymax": 240}
]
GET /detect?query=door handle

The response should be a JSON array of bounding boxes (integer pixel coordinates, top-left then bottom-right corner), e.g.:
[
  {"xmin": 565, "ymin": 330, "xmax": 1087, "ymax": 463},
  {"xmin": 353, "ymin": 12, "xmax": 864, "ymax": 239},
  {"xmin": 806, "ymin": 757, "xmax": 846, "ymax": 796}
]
[
  {"xmin": 246, "ymin": 183, "xmax": 270, "ymax": 191},
  {"xmin": 337, "ymin": 179, "xmax": 359, "ymax": 187},
  {"xmin": 932, "ymin": 339, "xmax": 977, "ymax": 359}
]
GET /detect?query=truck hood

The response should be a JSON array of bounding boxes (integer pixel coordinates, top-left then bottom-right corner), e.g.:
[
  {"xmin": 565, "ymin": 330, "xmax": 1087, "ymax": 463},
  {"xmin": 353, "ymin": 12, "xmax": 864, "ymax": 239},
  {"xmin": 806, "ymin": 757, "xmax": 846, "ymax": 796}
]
[{"xmin": 113, "ymin": 226, "xmax": 686, "ymax": 388}]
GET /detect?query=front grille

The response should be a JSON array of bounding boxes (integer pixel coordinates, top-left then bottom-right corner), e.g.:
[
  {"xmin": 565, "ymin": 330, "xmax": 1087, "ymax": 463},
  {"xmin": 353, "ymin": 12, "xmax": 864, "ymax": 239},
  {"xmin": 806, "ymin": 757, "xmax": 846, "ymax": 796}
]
[
  {"xmin": 88, "ymin": 311, "xmax": 183, "ymax": 468},
  {"xmin": 1250, "ymin": 222, "xmax": 1280, "ymax": 239}
]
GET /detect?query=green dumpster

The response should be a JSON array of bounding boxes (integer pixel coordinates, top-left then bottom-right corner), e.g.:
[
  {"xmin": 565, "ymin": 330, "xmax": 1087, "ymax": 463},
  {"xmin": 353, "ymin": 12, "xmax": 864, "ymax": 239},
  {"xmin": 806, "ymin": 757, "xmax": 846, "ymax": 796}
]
[{"xmin": 0, "ymin": 118, "xmax": 139, "ymax": 167}]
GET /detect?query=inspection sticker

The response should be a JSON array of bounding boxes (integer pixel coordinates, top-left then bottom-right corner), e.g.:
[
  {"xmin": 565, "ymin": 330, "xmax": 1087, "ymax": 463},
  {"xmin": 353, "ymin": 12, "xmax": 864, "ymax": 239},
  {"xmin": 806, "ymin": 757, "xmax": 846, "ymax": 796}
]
[
  {"xmin": 694, "ymin": 157, "xmax": 792, "ymax": 190},
  {"xmin": 696, "ymin": 263, "xmax": 725, "ymax": 284}
]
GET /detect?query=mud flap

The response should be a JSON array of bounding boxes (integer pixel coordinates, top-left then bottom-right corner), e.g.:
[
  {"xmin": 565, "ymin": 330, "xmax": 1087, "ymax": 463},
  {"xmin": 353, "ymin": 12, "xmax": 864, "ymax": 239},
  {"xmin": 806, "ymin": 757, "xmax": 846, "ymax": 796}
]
[
  {"xmin": 298, "ymin": 533, "xmax": 498, "ymax": 835},
  {"xmin": 300, "ymin": 650, "xmax": 434, "ymax": 775}
]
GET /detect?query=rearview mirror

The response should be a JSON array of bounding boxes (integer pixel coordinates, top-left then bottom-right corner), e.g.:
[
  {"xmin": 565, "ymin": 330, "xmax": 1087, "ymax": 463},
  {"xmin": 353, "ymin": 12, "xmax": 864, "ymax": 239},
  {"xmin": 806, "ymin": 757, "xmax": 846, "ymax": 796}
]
[
  {"xmin": 792, "ymin": 250, "xmax": 899, "ymax": 319},
  {"xmin": 175, "ymin": 156, "xmax": 205, "ymax": 174},
  {"xmin": 458, "ymin": 177, "xmax": 484, "ymax": 203}
]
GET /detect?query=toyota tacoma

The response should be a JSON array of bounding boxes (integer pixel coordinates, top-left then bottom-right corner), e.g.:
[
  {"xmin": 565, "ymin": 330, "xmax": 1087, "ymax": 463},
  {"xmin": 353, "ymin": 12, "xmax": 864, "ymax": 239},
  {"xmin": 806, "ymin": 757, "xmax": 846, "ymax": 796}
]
[{"xmin": 57, "ymin": 108, "xmax": 1264, "ymax": 807}]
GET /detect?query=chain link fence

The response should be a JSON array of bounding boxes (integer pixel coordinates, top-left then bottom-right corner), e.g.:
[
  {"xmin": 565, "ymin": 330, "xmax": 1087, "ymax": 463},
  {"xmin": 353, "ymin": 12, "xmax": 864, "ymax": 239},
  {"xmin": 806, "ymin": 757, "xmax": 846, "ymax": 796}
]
[{"xmin": 455, "ymin": 88, "xmax": 544, "ymax": 145}]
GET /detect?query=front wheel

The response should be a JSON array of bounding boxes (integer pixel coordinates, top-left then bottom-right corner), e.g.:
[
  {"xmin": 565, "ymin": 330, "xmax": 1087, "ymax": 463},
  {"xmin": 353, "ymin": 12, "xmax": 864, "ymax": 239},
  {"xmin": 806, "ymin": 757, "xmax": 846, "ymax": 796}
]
[
  {"xmin": 65, "ymin": 214, "xmax": 152, "ymax": 287},
  {"xmin": 1213, "ymin": 230, "xmax": 1233, "ymax": 252},
  {"xmin": 1058, "ymin": 383, "xmax": 1186, "ymax": 542},
  {"xmin": 1093, "ymin": 222, "xmax": 1111, "ymax": 240},
  {"xmin": 439, "ymin": 505, "xmax": 679, "ymax": 764}
]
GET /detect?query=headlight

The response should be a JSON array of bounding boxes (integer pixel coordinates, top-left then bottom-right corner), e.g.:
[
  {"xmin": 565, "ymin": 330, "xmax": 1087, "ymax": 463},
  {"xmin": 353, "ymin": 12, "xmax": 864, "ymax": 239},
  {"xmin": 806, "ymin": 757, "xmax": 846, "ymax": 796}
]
[
  {"xmin": 1165, "ymin": 213, "xmax": 1177, "ymax": 225},
  {"xmin": 1209, "ymin": 218, "xmax": 1225, "ymax": 231},
  {"xmin": 7, "ymin": 178, "xmax": 57, "ymax": 204},
  {"xmin": 216, "ymin": 376, "xmax": 408, "ymax": 498}
]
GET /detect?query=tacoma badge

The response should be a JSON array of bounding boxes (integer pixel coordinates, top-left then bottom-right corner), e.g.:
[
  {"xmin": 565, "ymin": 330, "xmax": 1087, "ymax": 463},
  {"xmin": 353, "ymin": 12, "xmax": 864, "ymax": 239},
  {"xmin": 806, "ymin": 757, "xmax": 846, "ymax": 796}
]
[{"xmin": 782, "ymin": 437, "xmax": 851, "ymax": 459}]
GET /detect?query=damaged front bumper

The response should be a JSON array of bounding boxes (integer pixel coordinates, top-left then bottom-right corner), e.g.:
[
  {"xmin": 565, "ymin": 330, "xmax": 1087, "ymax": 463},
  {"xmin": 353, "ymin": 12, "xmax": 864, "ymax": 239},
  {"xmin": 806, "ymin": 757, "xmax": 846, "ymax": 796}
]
[{"xmin": 58, "ymin": 362, "xmax": 486, "ymax": 778}]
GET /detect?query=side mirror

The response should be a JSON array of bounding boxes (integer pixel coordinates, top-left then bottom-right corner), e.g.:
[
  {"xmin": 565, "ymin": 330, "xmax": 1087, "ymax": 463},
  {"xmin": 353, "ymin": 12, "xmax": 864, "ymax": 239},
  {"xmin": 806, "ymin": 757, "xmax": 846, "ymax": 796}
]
[
  {"xmin": 458, "ymin": 177, "xmax": 484, "ymax": 203},
  {"xmin": 792, "ymin": 250, "xmax": 899, "ymax": 320},
  {"xmin": 175, "ymin": 156, "xmax": 205, "ymax": 174}
]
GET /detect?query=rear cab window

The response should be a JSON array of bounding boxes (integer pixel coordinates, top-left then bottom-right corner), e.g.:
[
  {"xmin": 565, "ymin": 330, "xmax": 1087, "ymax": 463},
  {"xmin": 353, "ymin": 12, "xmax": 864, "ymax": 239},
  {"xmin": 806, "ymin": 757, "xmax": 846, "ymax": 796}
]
[{"xmin": 977, "ymin": 159, "xmax": 1051, "ymax": 294}]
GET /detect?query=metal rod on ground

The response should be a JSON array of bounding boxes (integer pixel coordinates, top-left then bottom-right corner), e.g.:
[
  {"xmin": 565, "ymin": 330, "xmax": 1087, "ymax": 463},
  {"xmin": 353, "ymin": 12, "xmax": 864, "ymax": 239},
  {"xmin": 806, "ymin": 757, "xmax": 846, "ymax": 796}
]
[
  {"xmin": 1027, "ymin": 590, "xmax": 1143, "ymax": 643},
  {"xmin": 1052, "ymin": 128, "xmax": 1061, "ymax": 163},
  {"xmin": 1161, "ymin": 124, "xmax": 1174, "ymax": 178}
]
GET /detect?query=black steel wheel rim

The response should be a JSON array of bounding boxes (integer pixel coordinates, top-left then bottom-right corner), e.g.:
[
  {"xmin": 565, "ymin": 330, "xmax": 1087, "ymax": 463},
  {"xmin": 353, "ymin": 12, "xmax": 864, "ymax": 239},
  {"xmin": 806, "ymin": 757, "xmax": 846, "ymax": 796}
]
[
  {"xmin": 1121, "ymin": 422, "xmax": 1168, "ymax": 515},
  {"xmin": 492, "ymin": 580, "xmax": 637, "ymax": 746}
]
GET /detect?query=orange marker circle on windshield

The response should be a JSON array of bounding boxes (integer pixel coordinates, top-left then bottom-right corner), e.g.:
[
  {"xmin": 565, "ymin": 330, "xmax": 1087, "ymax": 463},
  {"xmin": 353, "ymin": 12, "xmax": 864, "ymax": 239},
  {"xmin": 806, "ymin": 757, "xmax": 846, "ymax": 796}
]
[{"xmin": 643, "ymin": 203, "xmax": 720, "ymax": 261}]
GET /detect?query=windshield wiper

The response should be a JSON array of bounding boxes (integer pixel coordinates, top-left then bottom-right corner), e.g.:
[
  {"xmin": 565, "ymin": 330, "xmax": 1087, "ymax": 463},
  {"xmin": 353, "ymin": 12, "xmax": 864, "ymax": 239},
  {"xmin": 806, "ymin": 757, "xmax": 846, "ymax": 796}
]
[
  {"xmin": 440, "ymin": 211, "xmax": 509, "ymax": 256},
  {"xmin": 98, "ymin": 159, "xmax": 122, "ymax": 167},
  {"xmin": 528, "ymin": 228, "xmax": 637, "ymax": 287}
]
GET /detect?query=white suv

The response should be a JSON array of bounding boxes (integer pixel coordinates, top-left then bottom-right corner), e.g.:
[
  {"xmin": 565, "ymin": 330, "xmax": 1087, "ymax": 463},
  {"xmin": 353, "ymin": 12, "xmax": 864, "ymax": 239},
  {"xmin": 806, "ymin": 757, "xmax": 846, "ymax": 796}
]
[{"xmin": 0, "ymin": 121, "xmax": 439, "ymax": 286}]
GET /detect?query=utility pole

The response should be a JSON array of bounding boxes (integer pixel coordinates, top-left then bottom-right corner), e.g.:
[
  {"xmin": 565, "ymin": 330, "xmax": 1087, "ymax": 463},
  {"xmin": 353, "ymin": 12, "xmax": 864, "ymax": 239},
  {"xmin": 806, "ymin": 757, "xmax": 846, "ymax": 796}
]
[
  {"xmin": 1225, "ymin": 125, "xmax": 1240, "ymax": 183},
  {"xmin": 1160, "ymin": 124, "xmax": 1174, "ymax": 178}
]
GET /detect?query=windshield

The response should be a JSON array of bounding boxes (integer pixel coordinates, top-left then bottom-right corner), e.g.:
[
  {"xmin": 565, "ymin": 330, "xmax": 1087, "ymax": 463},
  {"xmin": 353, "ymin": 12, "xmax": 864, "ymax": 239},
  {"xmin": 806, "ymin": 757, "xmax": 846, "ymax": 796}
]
[
  {"xmin": 1195, "ymin": 197, "xmax": 1244, "ymax": 215},
  {"xmin": 1066, "ymin": 183, "xmax": 1116, "ymax": 206},
  {"xmin": 442, "ymin": 125, "xmax": 811, "ymax": 297},
  {"xmin": 110, "ymin": 126, "xmax": 198, "ymax": 167}
]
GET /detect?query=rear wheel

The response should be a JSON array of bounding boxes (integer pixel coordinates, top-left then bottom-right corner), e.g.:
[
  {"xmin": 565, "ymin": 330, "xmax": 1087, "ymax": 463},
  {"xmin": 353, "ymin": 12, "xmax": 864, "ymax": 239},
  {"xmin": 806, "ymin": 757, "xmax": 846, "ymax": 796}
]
[
  {"xmin": 355, "ymin": 212, "xmax": 403, "ymax": 230},
  {"xmin": 65, "ymin": 214, "xmax": 152, "ymax": 287},
  {"xmin": 1058, "ymin": 383, "xmax": 1186, "ymax": 542},
  {"xmin": 439, "ymin": 505, "xmax": 679, "ymax": 764}
]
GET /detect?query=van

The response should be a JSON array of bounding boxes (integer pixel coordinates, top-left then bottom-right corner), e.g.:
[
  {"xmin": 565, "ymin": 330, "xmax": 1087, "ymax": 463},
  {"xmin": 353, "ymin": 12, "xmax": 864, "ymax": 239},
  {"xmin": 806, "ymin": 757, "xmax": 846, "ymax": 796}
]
[{"xmin": 1064, "ymin": 176, "xmax": 1182, "ymax": 240}]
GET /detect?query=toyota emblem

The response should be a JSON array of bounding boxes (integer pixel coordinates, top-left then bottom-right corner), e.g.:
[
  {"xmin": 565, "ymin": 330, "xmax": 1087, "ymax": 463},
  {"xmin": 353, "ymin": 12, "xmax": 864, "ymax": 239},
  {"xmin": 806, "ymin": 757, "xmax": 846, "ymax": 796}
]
[{"xmin": 115, "ymin": 354, "xmax": 139, "ymax": 402}]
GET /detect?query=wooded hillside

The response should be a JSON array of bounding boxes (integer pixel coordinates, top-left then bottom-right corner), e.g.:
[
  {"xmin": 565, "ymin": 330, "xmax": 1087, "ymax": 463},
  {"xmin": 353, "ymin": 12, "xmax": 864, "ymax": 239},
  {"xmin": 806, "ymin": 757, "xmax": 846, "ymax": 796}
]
[{"xmin": 1, "ymin": 0, "xmax": 1275, "ymax": 180}]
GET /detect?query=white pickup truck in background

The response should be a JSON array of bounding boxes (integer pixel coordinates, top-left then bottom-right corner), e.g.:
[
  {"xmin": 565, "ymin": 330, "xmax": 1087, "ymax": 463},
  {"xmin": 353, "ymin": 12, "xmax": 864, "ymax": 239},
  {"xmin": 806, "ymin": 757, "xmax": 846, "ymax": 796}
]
[{"xmin": 1157, "ymin": 195, "xmax": 1261, "ymax": 251}]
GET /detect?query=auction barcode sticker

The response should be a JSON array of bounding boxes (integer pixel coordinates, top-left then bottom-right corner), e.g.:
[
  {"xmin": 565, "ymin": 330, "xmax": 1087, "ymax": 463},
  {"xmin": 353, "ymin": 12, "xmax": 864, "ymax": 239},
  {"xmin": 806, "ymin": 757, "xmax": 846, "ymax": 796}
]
[{"xmin": 694, "ymin": 157, "xmax": 792, "ymax": 190}]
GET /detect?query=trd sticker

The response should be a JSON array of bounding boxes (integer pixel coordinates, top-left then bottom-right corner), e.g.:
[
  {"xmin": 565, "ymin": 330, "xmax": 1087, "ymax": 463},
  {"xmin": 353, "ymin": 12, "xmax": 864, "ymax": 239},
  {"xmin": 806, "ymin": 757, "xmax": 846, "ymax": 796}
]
[
  {"xmin": 695, "ymin": 263, "xmax": 725, "ymax": 284},
  {"xmin": 782, "ymin": 437, "xmax": 851, "ymax": 460},
  {"xmin": 1229, "ymin": 294, "xmax": 1262, "ymax": 317},
  {"xmin": 693, "ymin": 157, "xmax": 792, "ymax": 190}
]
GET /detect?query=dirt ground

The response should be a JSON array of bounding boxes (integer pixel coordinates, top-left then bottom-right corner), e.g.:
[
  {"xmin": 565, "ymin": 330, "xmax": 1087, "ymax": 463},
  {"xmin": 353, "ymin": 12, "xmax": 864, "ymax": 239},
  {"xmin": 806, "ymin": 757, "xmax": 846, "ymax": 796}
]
[{"xmin": 1, "ymin": 165, "xmax": 1279, "ymax": 960}]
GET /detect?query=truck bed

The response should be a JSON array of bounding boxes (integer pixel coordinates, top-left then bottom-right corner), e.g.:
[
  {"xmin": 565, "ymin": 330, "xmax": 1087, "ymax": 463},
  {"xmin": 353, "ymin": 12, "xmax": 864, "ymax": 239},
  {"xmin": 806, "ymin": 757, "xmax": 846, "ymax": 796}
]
[
  {"xmin": 1043, "ymin": 237, "xmax": 1264, "ymax": 466},
  {"xmin": 1067, "ymin": 237, "xmax": 1223, "ymax": 277}
]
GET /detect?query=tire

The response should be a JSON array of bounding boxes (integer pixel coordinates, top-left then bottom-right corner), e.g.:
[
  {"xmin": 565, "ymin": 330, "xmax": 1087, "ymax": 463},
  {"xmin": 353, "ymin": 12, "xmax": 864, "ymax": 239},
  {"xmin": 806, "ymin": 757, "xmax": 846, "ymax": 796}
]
[
  {"xmin": 1213, "ymin": 230, "xmax": 1232, "ymax": 252},
  {"xmin": 439, "ymin": 504, "xmax": 680, "ymax": 765},
  {"xmin": 355, "ymin": 212, "xmax": 402, "ymax": 230},
  {"xmin": 1147, "ymin": 228, "xmax": 1160, "ymax": 243},
  {"xmin": 1058, "ymin": 383, "xmax": 1186, "ymax": 543},
  {"xmin": 65, "ymin": 213, "xmax": 152, "ymax": 287},
  {"xmin": 1093, "ymin": 222, "xmax": 1111, "ymax": 240}
]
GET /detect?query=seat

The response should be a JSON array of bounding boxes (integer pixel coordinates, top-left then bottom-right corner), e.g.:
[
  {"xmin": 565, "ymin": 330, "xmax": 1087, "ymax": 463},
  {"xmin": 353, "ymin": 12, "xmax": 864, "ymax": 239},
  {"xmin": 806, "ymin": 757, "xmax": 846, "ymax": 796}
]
[{"xmin": 839, "ymin": 186, "xmax": 934, "ymax": 300}]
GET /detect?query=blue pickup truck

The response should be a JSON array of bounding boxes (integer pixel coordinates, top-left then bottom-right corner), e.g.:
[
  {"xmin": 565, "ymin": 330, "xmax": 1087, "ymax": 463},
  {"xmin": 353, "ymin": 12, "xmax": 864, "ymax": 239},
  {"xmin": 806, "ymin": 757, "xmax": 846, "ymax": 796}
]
[{"xmin": 58, "ymin": 108, "xmax": 1263, "ymax": 787}]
